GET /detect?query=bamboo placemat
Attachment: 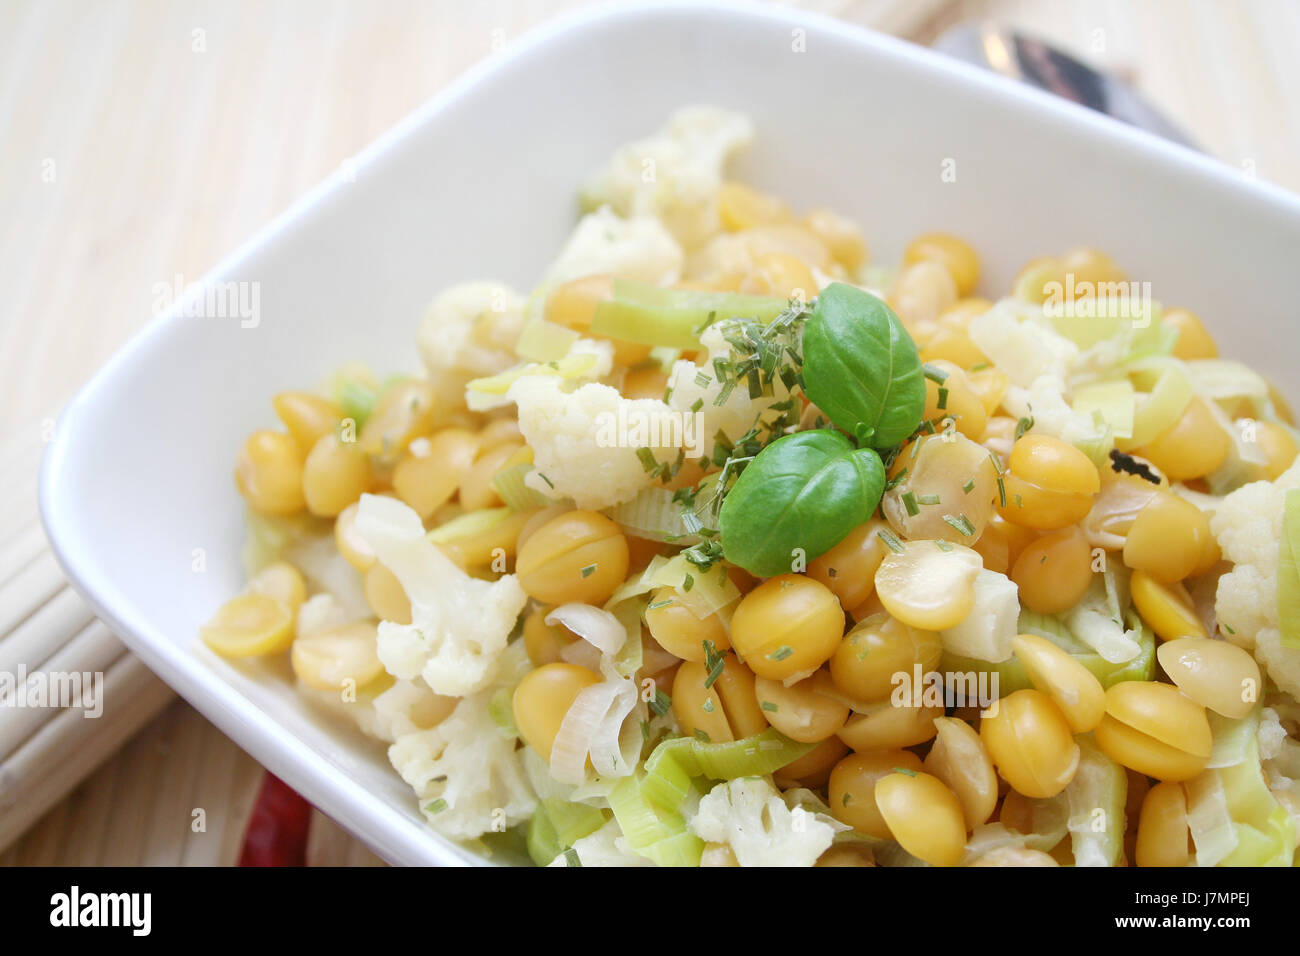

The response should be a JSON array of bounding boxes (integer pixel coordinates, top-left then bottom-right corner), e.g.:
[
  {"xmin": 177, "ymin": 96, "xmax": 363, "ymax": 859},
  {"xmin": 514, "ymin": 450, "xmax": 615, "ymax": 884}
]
[{"xmin": 2, "ymin": 0, "xmax": 1297, "ymax": 866}]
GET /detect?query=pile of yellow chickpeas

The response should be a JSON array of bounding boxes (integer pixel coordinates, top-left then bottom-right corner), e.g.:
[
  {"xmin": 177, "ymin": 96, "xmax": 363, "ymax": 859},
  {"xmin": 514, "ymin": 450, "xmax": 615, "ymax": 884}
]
[{"xmin": 207, "ymin": 175, "xmax": 1300, "ymax": 867}]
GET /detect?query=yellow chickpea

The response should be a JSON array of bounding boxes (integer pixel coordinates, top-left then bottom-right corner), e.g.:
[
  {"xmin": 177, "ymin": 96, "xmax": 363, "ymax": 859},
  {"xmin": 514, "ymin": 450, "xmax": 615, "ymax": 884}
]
[
  {"xmin": 1156, "ymin": 637, "xmax": 1261, "ymax": 720},
  {"xmin": 392, "ymin": 427, "xmax": 479, "ymax": 519},
  {"xmin": 739, "ymin": 252, "xmax": 817, "ymax": 301},
  {"xmin": 1122, "ymin": 490, "xmax": 1212, "ymax": 583},
  {"xmin": 1136, "ymin": 398, "xmax": 1230, "ymax": 482},
  {"xmin": 622, "ymin": 366, "xmax": 670, "ymax": 402},
  {"xmin": 904, "ymin": 232, "xmax": 981, "ymax": 298},
  {"xmin": 728, "ymin": 574, "xmax": 845, "ymax": 681},
  {"xmin": 972, "ymin": 514, "xmax": 1037, "ymax": 577},
  {"xmin": 775, "ymin": 736, "xmax": 849, "ymax": 789},
  {"xmin": 515, "ymin": 511, "xmax": 630, "ymax": 606},
  {"xmin": 235, "ymin": 429, "xmax": 306, "ymax": 515},
  {"xmin": 1135, "ymin": 780, "xmax": 1192, "ymax": 867},
  {"xmin": 806, "ymin": 517, "xmax": 889, "ymax": 611},
  {"xmin": 920, "ymin": 324, "xmax": 988, "ymax": 371},
  {"xmin": 875, "ymin": 770, "xmax": 969, "ymax": 867},
  {"xmin": 718, "ymin": 181, "xmax": 791, "ymax": 231},
  {"xmin": 753, "ymin": 671, "xmax": 850, "ymax": 743},
  {"xmin": 522, "ymin": 605, "xmax": 579, "ymax": 666},
  {"xmin": 512, "ymin": 662, "xmax": 601, "ymax": 762},
  {"xmin": 273, "ymin": 391, "xmax": 342, "ymax": 454},
  {"xmin": 924, "ymin": 715, "xmax": 999, "ymax": 828},
  {"xmin": 836, "ymin": 698, "xmax": 943, "ymax": 752},
  {"xmin": 644, "ymin": 585, "xmax": 730, "ymax": 662},
  {"xmin": 302, "ymin": 433, "xmax": 371, "ymax": 518},
  {"xmin": 892, "ymin": 260, "xmax": 959, "ymax": 334},
  {"xmin": 980, "ymin": 689, "xmax": 1080, "ymax": 799},
  {"xmin": 334, "ymin": 501, "xmax": 376, "ymax": 572},
  {"xmin": 1010, "ymin": 525, "xmax": 1094, "ymax": 615},
  {"xmin": 364, "ymin": 563, "xmax": 411, "ymax": 625},
  {"xmin": 829, "ymin": 750, "xmax": 924, "ymax": 839},
  {"xmin": 1162, "ymin": 307, "xmax": 1218, "ymax": 360},
  {"xmin": 830, "ymin": 612, "xmax": 941, "ymax": 703},
  {"xmin": 815, "ymin": 844, "xmax": 876, "ymax": 867},
  {"xmin": 672, "ymin": 654, "xmax": 768, "ymax": 743},
  {"xmin": 1094, "ymin": 681, "xmax": 1212, "ymax": 781},
  {"xmin": 802, "ymin": 208, "xmax": 867, "ymax": 272},
  {"xmin": 1011, "ymin": 255, "xmax": 1064, "ymax": 304},
  {"xmin": 1129, "ymin": 570, "xmax": 1206, "ymax": 643},
  {"xmin": 458, "ymin": 441, "xmax": 523, "ymax": 512},
  {"xmin": 1011, "ymin": 633, "xmax": 1106, "ymax": 733},
  {"xmin": 1061, "ymin": 246, "xmax": 1126, "ymax": 288},
  {"xmin": 358, "ymin": 379, "xmax": 437, "ymax": 463},
  {"xmin": 922, "ymin": 361, "xmax": 987, "ymax": 440},
  {"xmin": 998, "ymin": 434, "xmax": 1100, "ymax": 530},
  {"xmin": 1253, "ymin": 421, "xmax": 1299, "ymax": 481}
]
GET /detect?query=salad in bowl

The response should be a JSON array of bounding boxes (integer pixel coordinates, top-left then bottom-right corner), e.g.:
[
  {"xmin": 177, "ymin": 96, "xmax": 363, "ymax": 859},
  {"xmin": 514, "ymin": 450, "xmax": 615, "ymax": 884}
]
[{"xmin": 201, "ymin": 107, "xmax": 1300, "ymax": 867}]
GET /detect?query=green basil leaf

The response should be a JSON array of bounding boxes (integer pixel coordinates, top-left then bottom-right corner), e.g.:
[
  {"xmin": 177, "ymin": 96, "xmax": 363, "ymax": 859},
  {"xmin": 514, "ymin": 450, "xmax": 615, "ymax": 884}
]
[
  {"xmin": 718, "ymin": 429, "xmax": 885, "ymax": 577},
  {"xmin": 801, "ymin": 282, "xmax": 926, "ymax": 449}
]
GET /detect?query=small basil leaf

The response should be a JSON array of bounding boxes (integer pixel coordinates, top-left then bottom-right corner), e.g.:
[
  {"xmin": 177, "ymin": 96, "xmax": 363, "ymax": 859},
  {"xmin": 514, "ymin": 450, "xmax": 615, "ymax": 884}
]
[
  {"xmin": 802, "ymin": 282, "xmax": 926, "ymax": 449},
  {"xmin": 718, "ymin": 429, "xmax": 885, "ymax": 577}
]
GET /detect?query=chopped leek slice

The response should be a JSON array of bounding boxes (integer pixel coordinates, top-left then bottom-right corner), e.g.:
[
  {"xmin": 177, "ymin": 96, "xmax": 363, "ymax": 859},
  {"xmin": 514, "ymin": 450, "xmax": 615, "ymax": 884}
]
[
  {"xmin": 604, "ymin": 486, "xmax": 703, "ymax": 545},
  {"xmin": 492, "ymin": 462, "xmax": 558, "ymax": 511},
  {"xmin": 1280, "ymin": 489, "xmax": 1300, "ymax": 650},
  {"xmin": 466, "ymin": 352, "xmax": 599, "ymax": 399},
  {"xmin": 607, "ymin": 776, "xmax": 703, "ymax": 867},
  {"xmin": 1185, "ymin": 707, "xmax": 1297, "ymax": 866},
  {"xmin": 591, "ymin": 279, "xmax": 786, "ymax": 349},
  {"xmin": 515, "ymin": 317, "xmax": 580, "ymax": 362},
  {"xmin": 1186, "ymin": 358, "xmax": 1269, "ymax": 410},
  {"xmin": 645, "ymin": 554, "xmax": 739, "ymax": 620},
  {"xmin": 1116, "ymin": 364, "xmax": 1192, "ymax": 452},
  {"xmin": 1072, "ymin": 380, "xmax": 1135, "ymax": 440},
  {"xmin": 525, "ymin": 798, "xmax": 608, "ymax": 866},
  {"xmin": 1065, "ymin": 736, "xmax": 1126, "ymax": 867},
  {"xmin": 640, "ymin": 729, "xmax": 816, "ymax": 811},
  {"xmin": 426, "ymin": 506, "xmax": 511, "ymax": 544}
]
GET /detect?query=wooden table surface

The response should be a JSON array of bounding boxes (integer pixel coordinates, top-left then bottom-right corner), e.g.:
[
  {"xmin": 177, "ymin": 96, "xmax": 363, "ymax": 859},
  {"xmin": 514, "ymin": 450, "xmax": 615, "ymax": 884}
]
[{"xmin": 3, "ymin": 0, "xmax": 1298, "ymax": 865}]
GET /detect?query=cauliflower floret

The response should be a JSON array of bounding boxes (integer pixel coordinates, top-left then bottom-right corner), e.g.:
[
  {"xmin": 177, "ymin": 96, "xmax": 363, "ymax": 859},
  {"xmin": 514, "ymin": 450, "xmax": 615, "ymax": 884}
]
[
  {"xmin": 689, "ymin": 777, "xmax": 845, "ymax": 867},
  {"xmin": 665, "ymin": 324, "xmax": 793, "ymax": 461},
  {"xmin": 968, "ymin": 301, "xmax": 1079, "ymax": 387},
  {"xmin": 545, "ymin": 206, "xmax": 683, "ymax": 286},
  {"xmin": 354, "ymin": 494, "xmax": 527, "ymax": 697},
  {"xmin": 508, "ymin": 376, "xmax": 681, "ymax": 510},
  {"xmin": 388, "ymin": 691, "xmax": 536, "ymax": 839},
  {"xmin": 1212, "ymin": 459, "xmax": 1300, "ymax": 694},
  {"xmin": 418, "ymin": 282, "xmax": 526, "ymax": 409},
  {"xmin": 581, "ymin": 105, "xmax": 754, "ymax": 248}
]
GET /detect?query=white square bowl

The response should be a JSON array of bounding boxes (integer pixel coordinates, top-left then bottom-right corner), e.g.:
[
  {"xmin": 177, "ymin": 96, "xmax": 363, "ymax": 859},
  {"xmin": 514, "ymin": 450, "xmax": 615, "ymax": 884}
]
[{"xmin": 41, "ymin": 0, "xmax": 1300, "ymax": 866}]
